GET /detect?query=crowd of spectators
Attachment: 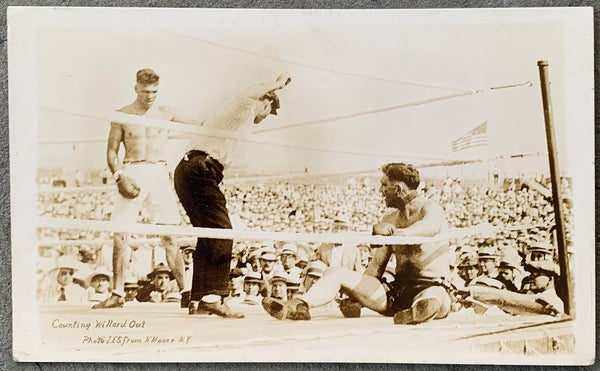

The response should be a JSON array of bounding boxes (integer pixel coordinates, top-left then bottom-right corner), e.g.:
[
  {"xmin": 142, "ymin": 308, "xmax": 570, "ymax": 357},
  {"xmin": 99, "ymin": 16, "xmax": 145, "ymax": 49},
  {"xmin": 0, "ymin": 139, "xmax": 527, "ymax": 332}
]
[{"xmin": 35, "ymin": 176, "xmax": 573, "ymax": 315}]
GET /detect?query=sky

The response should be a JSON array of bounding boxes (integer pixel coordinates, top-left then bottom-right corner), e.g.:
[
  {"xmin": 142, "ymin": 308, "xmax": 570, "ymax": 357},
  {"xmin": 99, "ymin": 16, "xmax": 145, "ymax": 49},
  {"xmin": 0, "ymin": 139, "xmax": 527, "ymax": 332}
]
[{"xmin": 34, "ymin": 8, "xmax": 571, "ymax": 177}]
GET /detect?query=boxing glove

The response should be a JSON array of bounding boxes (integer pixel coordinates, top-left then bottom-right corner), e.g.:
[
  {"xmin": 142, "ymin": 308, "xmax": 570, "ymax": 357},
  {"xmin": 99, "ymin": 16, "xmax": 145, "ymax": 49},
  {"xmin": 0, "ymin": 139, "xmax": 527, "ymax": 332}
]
[{"xmin": 116, "ymin": 174, "xmax": 140, "ymax": 199}]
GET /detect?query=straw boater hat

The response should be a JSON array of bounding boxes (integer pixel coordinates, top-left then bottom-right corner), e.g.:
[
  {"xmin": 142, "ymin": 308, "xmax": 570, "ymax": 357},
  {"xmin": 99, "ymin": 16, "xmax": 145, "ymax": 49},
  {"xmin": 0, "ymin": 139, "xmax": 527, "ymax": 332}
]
[
  {"xmin": 124, "ymin": 276, "xmax": 140, "ymax": 289},
  {"xmin": 147, "ymin": 263, "xmax": 174, "ymax": 280},
  {"xmin": 457, "ymin": 251, "xmax": 478, "ymax": 268},
  {"xmin": 51, "ymin": 255, "xmax": 80, "ymax": 272},
  {"xmin": 498, "ymin": 250, "xmax": 522, "ymax": 270},
  {"xmin": 270, "ymin": 271, "xmax": 288, "ymax": 285},
  {"xmin": 527, "ymin": 241, "xmax": 555, "ymax": 254},
  {"xmin": 261, "ymin": 251, "xmax": 277, "ymax": 261},
  {"xmin": 244, "ymin": 271, "xmax": 263, "ymax": 284},
  {"xmin": 85, "ymin": 266, "xmax": 113, "ymax": 287},
  {"xmin": 477, "ymin": 246, "xmax": 500, "ymax": 259},
  {"xmin": 286, "ymin": 275, "xmax": 302, "ymax": 291},
  {"xmin": 248, "ymin": 249, "xmax": 262, "ymax": 261},
  {"xmin": 280, "ymin": 243, "xmax": 298, "ymax": 256},
  {"xmin": 260, "ymin": 245, "xmax": 277, "ymax": 261}
]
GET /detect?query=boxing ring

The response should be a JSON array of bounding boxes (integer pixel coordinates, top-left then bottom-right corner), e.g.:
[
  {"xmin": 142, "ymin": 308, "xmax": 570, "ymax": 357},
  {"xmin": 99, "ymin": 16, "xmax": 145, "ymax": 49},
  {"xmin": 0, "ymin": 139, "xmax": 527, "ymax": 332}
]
[{"xmin": 30, "ymin": 99, "xmax": 576, "ymax": 361}]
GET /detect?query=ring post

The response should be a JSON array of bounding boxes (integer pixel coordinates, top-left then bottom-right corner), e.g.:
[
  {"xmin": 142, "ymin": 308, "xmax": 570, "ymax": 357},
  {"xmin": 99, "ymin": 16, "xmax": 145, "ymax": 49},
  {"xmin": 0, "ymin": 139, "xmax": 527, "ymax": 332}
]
[{"xmin": 537, "ymin": 60, "xmax": 573, "ymax": 316}]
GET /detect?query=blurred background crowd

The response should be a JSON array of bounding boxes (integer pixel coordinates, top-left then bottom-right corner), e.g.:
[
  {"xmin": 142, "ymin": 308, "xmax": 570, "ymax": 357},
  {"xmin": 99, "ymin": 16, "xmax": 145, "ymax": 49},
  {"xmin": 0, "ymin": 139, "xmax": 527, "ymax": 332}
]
[{"xmin": 35, "ymin": 175, "xmax": 573, "ymax": 313}]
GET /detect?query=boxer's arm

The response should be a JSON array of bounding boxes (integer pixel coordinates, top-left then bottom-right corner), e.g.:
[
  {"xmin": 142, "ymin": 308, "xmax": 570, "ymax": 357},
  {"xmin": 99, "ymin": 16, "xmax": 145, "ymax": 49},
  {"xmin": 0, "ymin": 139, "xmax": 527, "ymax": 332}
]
[
  {"xmin": 364, "ymin": 245, "xmax": 392, "ymax": 278},
  {"xmin": 394, "ymin": 202, "xmax": 444, "ymax": 237},
  {"xmin": 107, "ymin": 122, "xmax": 123, "ymax": 175},
  {"xmin": 159, "ymin": 105, "xmax": 205, "ymax": 126}
]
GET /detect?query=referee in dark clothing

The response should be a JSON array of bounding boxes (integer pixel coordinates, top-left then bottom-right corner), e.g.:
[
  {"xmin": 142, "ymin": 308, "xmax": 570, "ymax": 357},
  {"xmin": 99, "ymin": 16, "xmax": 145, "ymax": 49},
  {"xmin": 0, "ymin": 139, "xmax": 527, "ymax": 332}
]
[{"xmin": 174, "ymin": 74, "xmax": 291, "ymax": 317}]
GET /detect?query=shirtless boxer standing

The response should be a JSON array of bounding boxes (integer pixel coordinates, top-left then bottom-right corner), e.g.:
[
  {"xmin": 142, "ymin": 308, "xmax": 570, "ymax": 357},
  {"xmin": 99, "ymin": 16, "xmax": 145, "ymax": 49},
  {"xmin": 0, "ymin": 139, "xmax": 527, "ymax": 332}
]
[
  {"xmin": 262, "ymin": 163, "xmax": 453, "ymax": 324},
  {"xmin": 94, "ymin": 68, "xmax": 195, "ymax": 308}
]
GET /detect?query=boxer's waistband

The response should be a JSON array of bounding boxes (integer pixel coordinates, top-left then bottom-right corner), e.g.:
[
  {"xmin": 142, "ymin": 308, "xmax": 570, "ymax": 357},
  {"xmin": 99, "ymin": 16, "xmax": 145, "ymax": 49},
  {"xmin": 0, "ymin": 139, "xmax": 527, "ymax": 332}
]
[{"xmin": 123, "ymin": 160, "xmax": 167, "ymax": 165}]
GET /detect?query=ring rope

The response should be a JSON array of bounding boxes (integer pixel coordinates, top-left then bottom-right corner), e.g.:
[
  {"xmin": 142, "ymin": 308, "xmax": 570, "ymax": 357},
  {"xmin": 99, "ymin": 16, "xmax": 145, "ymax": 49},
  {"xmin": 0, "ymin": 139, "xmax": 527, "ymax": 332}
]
[
  {"xmin": 37, "ymin": 217, "xmax": 494, "ymax": 246},
  {"xmin": 252, "ymin": 81, "xmax": 533, "ymax": 134},
  {"xmin": 39, "ymin": 106, "xmax": 453, "ymax": 162},
  {"xmin": 160, "ymin": 28, "xmax": 471, "ymax": 94},
  {"xmin": 38, "ymin": 237, "xmax": 197, "ymax": 247},
  {"xmin": 251, "ymin": 91, "xmax": 472, "ymax": 134}
]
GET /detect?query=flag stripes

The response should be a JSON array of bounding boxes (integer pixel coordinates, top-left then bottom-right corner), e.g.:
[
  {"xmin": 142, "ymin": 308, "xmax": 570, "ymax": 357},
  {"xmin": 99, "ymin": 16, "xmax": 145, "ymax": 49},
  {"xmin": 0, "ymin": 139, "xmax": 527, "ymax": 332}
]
[{"xmin": 452, "ymin": 121, "xmax": 487, "ymax": 152}]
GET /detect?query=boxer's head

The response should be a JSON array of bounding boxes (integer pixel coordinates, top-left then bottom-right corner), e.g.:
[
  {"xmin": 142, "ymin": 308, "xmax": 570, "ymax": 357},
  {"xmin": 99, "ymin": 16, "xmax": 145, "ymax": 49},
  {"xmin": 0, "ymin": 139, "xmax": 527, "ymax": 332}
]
[
  {"xmin": 380, "ymin": 163, "xmax": 420, "ymax": 207},
  {"xmin": 254, "ymin": 91, "xmax": 281, "ymax": 124},
  {"xmin": 135, "ymin": 68, "xmax": 160, "ymax": 108}
]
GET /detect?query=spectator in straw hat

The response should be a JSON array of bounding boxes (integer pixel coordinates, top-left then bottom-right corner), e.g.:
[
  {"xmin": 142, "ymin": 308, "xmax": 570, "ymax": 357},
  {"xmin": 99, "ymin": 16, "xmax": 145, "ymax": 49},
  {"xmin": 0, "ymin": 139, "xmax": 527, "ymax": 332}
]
[
  {"xmin": 526, "ymin": 241, "xmax": 555, "ymax": 263},
  {"xmin": 260, "ymin": 248, "xmax": 278, "ymax": 282},
  {"xmin": 280, "ymin": 243, "xmax": 302, "ymax": 278},
  {"xmin": 227, "ymin": 265, "xmax": 246, "ymax": 304},
  {"xmin": 136, "ymin": 263, "xmax": 179, "ymax": 303},
  {"xmin": 469, "ymin": 246, "xmax": 504, "ymax": 289},
  {"xmin": 124, "ymin": 276, "xmax": 141, "ymax": 302},
  {"xmin": 270, "ymin": 271, "xmax": 288, "ymax": 301},
  {"xmin": 286, "ymin": 275, "xmax": 302, "ymax": 299},
  {"xmin": 247, "ymin": 248, "xmax": 262, "ymax": 273},
  {"xmin": 477, "ymin": 245, "xmax": 500, "ymax": 276},
  {"xmin": 497, "ymin": 250, "xmax": 522, "ymax": 292},
  {"xmin": 86, "ymin": 266, "xmax": 113, "ymax": 302},
  {"xmin": 259, "ymin": 249, "xmax": 278, "ymax": 297},
  {"xmin": 456, "ymin": 251, "xmax": 479, "ymax": 287},
  {"xmin": 37, "ymin": 255, "xmax": 88, "ymax": 303},
  {"xmin": 242, "ymin": 271, "xmax": 263, "ymax": 305}
]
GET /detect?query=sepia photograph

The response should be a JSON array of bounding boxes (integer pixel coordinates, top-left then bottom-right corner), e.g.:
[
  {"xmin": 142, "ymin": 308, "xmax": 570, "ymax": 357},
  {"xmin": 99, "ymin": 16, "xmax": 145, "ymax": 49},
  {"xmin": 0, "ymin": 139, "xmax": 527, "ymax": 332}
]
[{"xmin": 8, "ymin": 6, "xmax": 595, "ymax": 364}]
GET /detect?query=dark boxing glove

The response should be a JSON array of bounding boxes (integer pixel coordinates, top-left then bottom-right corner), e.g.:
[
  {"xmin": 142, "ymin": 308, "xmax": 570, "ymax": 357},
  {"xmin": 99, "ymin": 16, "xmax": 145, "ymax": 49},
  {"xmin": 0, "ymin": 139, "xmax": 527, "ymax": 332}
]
[{"xmin": 116, "ymin": 173, "xmax": 140, "ymax": 199}]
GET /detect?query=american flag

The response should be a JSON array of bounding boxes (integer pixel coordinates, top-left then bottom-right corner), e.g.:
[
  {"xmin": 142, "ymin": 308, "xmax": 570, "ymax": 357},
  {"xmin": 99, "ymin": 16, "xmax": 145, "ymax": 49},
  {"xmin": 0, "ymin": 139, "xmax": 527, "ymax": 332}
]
[{"xmin": 451, "ymin": 121, "xmax": 487, "ymax": 152}]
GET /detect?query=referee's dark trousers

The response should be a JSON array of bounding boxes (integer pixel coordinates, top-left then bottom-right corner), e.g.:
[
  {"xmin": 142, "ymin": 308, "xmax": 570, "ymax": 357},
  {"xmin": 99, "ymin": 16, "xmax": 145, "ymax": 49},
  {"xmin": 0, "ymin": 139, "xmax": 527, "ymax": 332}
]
[{"xmin": 174, "ymin": 150, "xmax": 232, "ymax": 301}]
